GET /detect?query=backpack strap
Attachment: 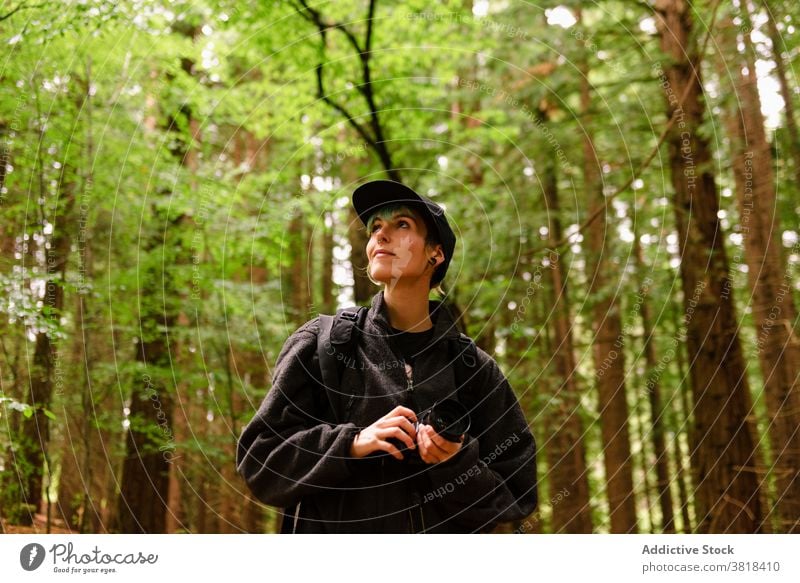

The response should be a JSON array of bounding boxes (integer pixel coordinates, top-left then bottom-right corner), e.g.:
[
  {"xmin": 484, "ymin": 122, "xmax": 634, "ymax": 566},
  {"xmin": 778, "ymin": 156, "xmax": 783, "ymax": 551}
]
[
  {"xmin": 316, "ymin": 306, "xmax": 368, "ymax": 423},
  {"xmin": 448, "ymin": 332, "xmax": 479, "ymax": 405},
  {"xmin": 316, "ymin": 314, "xmax": 338, "ymax": 422}
]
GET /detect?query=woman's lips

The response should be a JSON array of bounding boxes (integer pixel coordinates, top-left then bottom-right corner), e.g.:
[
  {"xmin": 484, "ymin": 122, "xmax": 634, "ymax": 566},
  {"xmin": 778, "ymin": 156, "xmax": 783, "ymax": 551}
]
[{"xmin": 374, "ymin": 251, "xmax": 395, "ymax": 258}]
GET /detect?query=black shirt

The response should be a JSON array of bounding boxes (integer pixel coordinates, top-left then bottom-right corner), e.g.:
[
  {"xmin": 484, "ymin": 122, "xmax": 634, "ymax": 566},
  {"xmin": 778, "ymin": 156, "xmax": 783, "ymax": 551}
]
[{"xmin": 389, "ymin": 326, "xmax": 435, "ymax": 365}]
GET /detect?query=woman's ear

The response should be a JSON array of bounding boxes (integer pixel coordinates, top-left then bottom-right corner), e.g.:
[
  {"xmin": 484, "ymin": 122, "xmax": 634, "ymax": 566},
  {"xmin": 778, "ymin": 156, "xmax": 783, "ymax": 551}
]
[{"xmin": 428, "ymin": 243, "xmax": 444, "ymax": 266}]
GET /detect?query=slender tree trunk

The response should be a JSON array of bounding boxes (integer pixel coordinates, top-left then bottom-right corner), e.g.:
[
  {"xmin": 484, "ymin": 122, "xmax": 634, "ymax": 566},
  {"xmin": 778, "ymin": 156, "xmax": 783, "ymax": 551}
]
[
  {"xmin": 528, "ymin": 294, "xmax": 555, "ymax": 535},
  {"xmin": 115, "ymin": 307, "xmax": 176, "ymax": 533},
  {"xmin": 670, "ymin": 288, "xmax": 695, "ymax": 532},
  {"xmin": 654, "ymin": 0, "xmax": 764, "ymax": 533},
  {"xmin": 321, "ymin": 210, "xmax": 336, "ymax": 314},
  {"xmin": 0, "ymin": 120, "xmax": 7, "ymax": 195},
  {"xmin": 54, "ymin": 405, "xmax": 83, "ymax": 530},
  {"xmin": 716, "ymin": 14, "xmax": 800, "ymax": 533},
  {"xmin": 348, "ymin": 202, "xmax": 377, "ymax": 305},
  {"xmin": 164, "ymin": 369, "xmax": 190, "ymax": 534},
  {"xmin": 287, "ymin": 215, "xmax": 312, "ymax": 323},
  {"xmin": 541, "ymin": 142, "xmax": 593, "ymax": 533},
  {"xmin": 633, "ymin": 393, "xmax": 656, "ymax": 532},
  {"xmin": 54, "ymin": 56, "xmax": 111, "ymax": 534},
  {"xmin": 762, "ymin": 0, "xmax": 800, "ymax": 187},
  {"xmin": 116, "ymin": 157, "xmax": 190, "ymax": 532},
  {"xmin": 673, "ymin": 438, "xmax": 692, "ymax": 532},
  {"xmin": 227, "ymin": 127, "xmax": 270, "ymax": 533},
  {"xmin": 578, "ymin": 11, "xmax": 637, "ymax": 531},
  {"xmin": 21, "ymin": 170, "xmax": 74, "ymax": 523},
  {"xmin": 524, "ymin": 288, "xmax": 552, "ymax": 535},
  {"xmin": 76, "ymin": 240, "xmax": 107, "ymax": 534},
  {"xmin": 633, "ymin": 234, "xmax": 676, "ymax": 532},
  {"xmin": 494, "ymin": 269, "xmax": 535, "ymax": 534}
]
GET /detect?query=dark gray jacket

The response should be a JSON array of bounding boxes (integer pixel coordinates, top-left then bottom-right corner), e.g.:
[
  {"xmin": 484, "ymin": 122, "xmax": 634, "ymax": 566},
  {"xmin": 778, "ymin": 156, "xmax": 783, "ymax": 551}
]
[{"xmin": 236, "ymin": 291, "xmax": 537, "ymax": 533}]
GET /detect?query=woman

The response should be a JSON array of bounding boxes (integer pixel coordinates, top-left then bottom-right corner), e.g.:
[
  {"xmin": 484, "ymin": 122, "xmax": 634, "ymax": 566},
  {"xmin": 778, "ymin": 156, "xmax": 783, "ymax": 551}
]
[{"xmin": 236, "ymin": 179, "xmax": 537, "ymax": 533}]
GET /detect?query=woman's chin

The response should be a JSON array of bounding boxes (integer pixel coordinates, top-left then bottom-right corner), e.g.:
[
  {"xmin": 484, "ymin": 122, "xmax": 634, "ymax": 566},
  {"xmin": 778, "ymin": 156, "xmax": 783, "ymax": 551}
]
[
  {"xmin": 369, "ymin": 270, "xmax": 428, "ymax": 290},
  {"xmin": 369, "ymin": 271, "xmax": 411, "ymax": 289},
  {"xmin": 369, "ymin": 273, "xmax": 392, "ymax": 286}
]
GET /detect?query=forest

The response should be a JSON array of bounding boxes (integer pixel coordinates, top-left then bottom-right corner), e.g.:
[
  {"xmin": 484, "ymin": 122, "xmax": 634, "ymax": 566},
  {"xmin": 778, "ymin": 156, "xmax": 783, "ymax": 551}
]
[{"xmin": 1, "ymin": 0, "xmax": 799, "ymax": 534}]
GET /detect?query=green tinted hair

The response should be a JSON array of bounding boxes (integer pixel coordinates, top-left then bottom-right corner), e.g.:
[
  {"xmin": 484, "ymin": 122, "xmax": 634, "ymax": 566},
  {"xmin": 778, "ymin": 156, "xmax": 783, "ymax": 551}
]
[{"xmin": 366, "ymin": 204, "xmax": 439, "ymax": 247}]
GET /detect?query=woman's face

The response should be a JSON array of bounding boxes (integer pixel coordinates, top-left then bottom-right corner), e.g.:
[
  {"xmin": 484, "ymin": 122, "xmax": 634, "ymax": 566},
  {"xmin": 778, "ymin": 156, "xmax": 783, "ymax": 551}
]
[{"xmin": 365, "ymin": 207, "xmax": 440, "ymax": 290}]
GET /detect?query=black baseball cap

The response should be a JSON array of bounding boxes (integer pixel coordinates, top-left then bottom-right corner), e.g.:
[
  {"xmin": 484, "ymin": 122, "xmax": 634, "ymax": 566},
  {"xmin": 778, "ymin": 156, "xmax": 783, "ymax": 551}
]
[{"xmin": 352, "ymin": 179, "xmax": 456, "ymax": 286}]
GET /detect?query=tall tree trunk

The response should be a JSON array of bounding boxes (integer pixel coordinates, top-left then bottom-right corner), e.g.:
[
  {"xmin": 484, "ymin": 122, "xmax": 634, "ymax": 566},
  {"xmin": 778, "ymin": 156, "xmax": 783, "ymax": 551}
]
[
  {"xmin": 633, "ymin": 393, "xmax": 656, "ymax": 532},
  {"xmin": 116, "ymin": 27, "xmax": 199, "ymax": 529},
  {"xmin": 347, "ymin": 204, "xmax": 377, "ymax": 305},
  {"xmin": 762, "ymin": 0, "xmax": 800, "ymax": 187},
  {"xmin": 633, "ymin": 233, "xmax": 676, "ymax": 532},
  {"xmin": 115, "ymin": 304, "xmax": 177, "ymax": 533},
  {"xmin": 54, "ymin": 56, "xmax": 111, "ymax": 534},
  {"xmin": 654, "ymin": 0, "xmax": 764, "ymax": 533},
  {"xmin": 164, "ymin": 368, "xmax": 190, "ymax": 534},
  {"xmin": 0, "ymin": 120, "xmax": 7, "ymax": 195},
  {"xmin": 494, "ymin": 262, "xmax": 536, "ymax": 534},
  {"xmin": 227, "ymin": 127, "xmax": 270, "ymax": 533},
  {"xmin": 540, "ymin": 139, "xmax": 593, "ymax": 533},
  {"xmin": 716, "ymin": 14, "xmax": 800, "ymax": 533},
  {"xmin": 670, "ymin": 286, "xmax": 695, "ymax": 532},
  {"xmin": 20, "ymin": 169, "xmax": 74, "ymax": 523},
  {"xmin": 578, "ymin": 10, "xmax": 638, "ymax": 532},
  {"xmin": 321, "ymin": 210, "xmax": 336, "ymax": 314},
  {"xmin": 287, "ymin": 214, "xmax": 312, "ymax": 323},
  {"xmin": 54, "ymin": 407, "xmax": 83, "ymax": 530}
]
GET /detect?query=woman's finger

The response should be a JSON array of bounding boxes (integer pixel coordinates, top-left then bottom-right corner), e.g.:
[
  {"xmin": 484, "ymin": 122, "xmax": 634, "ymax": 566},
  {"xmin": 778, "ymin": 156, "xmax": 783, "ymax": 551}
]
[
  {"xmin": 424, "ymin": 426, "xmax": 458, "ymax": 461},
  {"xmin": 380, "ymin": 426, "xmax": 415, "ymax": 451},
  {"xmin": 429, "ymin": 430, "xmax": 459, "ymax": 455},
  {"xmin": 419, "ymin": 428, "xmax": 441, "ymax": 464},
  {"xmin": 379, "ymin": 415, "xmax": 417, "ymax": 441},
  {"xmin": 384, "ymin": 405, "xmax": 417, "ymax": 424},
  {"xmin": 375, "ymin": 439, "xmax": 403, "ymax": 460}
]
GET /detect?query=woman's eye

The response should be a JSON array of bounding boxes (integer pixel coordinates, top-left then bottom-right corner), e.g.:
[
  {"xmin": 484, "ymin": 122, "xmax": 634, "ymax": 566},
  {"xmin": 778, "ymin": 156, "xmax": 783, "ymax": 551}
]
[{"xmin": 371, "ymin": 220, "xmax": 409, "ymax": 232}]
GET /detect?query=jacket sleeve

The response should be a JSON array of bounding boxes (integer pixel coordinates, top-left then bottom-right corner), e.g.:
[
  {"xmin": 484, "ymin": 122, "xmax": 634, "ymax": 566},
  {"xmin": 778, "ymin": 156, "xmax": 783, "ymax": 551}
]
[
  {"xmin": 236, "ymin": 319, "xmax": 361, "ymax": 508},
  {"xmin": 424, "ymin": 347, "xmax": 537, "ymax": 532}
]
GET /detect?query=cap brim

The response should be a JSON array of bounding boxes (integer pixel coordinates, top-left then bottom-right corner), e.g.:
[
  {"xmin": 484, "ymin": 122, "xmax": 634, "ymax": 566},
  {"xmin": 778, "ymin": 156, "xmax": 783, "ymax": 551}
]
[{"xmin": 352, "ymin": 180, "xmax": 428, "ymax": 226}]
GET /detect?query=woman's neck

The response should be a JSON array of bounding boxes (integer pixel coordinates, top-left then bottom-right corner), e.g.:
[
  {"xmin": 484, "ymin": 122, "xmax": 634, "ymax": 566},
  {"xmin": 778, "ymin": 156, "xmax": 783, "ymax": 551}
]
[{"xmin": 383, "ymin": 285, "xmax": 433, "ymax": 332}]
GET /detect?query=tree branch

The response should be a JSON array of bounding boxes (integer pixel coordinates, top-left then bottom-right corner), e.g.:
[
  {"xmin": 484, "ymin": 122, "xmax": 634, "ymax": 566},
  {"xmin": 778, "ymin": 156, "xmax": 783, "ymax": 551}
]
[
  {"xmin": 291, "ymin": 0, "xmax": 399, "ymax": 179},
  {"xmin": 314, "ymin": 64, "xmax": 378, "ymax": 151},
  {"xmin": 0, "ymin": 1, "xmax": 47, "ymax": 22}
]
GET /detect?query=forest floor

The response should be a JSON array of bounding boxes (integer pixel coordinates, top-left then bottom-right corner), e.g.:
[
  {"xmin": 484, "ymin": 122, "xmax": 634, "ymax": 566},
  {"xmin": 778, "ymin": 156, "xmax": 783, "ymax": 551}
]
[{"xmin": 1, "ymin": 513, "xmax": 75, "ymax": 534}]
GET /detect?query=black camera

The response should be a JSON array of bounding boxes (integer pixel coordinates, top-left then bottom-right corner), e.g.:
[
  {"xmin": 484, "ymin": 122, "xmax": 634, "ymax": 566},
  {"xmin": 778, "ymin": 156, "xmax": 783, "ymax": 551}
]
[
  {"xmin": 393, "ymin": 399, "xmax": 471, "ymax": 463},
  {"xmin": 418, "ymin": 399, "xmax": 471, "ymax": 442}
]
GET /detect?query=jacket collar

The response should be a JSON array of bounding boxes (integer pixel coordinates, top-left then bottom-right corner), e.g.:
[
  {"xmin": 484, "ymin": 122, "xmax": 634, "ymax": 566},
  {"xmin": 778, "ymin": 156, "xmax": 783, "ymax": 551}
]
[{"xmin": 367, "ymin": 289, "xmax": 462, "ymax": 344}]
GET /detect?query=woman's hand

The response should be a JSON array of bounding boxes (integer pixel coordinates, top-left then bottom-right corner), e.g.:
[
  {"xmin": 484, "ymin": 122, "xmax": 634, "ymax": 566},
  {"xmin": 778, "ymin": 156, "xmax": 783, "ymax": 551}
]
[
  {"xmin": 417, "ymin": 424, "xmax": 463, "ymax": 464},
  {"xmin": 350, "ymin": 405, "xmax": 418, "ymax": 460}
]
